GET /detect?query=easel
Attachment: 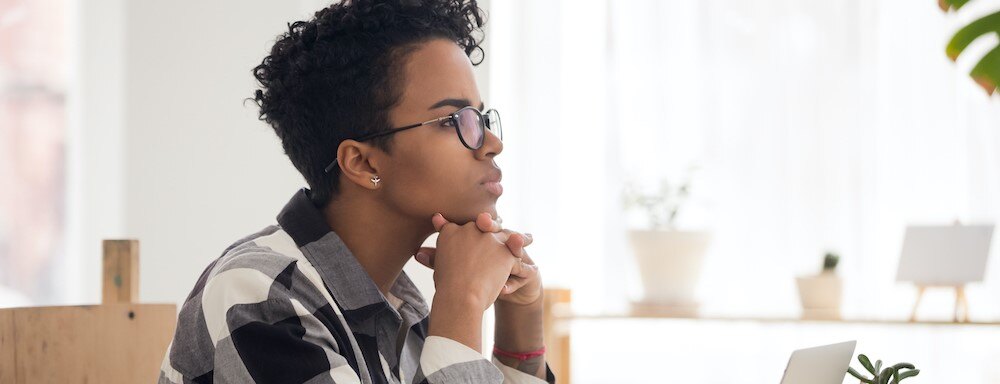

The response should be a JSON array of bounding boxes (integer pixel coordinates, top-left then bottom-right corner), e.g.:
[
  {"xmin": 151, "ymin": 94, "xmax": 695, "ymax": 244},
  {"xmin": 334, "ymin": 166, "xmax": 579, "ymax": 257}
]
[
  {"xmin": 909, "ymin": 284, "xmax": 970, "ymax": 323},
  {"xmin": 904, "ymin": 219, "xmax": 993, "ymax": 323},
  {"xmin": 0, "ymin": 240, "xmax": 177, "ymax": 383}
]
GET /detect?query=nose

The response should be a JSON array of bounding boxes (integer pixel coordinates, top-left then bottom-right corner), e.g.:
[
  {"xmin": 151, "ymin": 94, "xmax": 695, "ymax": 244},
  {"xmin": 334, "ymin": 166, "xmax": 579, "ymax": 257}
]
[{"xmin": 475, "ymin": 126, "xmax": 503, "ymax": 161}]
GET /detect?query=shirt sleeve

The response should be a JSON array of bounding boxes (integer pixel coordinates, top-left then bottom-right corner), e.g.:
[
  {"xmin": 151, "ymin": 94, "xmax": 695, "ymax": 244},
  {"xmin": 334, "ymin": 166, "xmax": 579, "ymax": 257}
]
[
  {"xmin": 414, "ymin": 336, "xmax": 556, "ymax": 384},
  {"xmin": 214, "ymin": 297, "xmax": 362, "ymax": 383},
  {"xmin": 491, "ymin": 356, "xmax": 557, "ymax": 384},
  {"xmin": 160, "ymin": 266, "xmax": 363, "ymax": 384}
]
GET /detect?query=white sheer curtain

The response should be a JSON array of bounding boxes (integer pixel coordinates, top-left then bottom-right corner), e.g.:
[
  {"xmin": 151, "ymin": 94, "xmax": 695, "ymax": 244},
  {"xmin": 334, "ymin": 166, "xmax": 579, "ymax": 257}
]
[
  {"xmin": 490, "ymin": 0, "xmax": 1000, "ymax": 318},
  {"xmin": 488, "ymin": 1, "xmax": 1000, "ymax": 382}
]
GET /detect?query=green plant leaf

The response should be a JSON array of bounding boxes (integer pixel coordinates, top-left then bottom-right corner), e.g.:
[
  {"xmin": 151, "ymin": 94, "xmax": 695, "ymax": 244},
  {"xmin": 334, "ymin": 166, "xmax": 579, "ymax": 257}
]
[
  {"xmin": 890, "ymin": 362, "xmax": 915, "ymax": 371},
  {"xmin": 897, "ymin": 369, "xmax": 920, "ymax": 381},
  {"xmin": 970, "ymin": 47, "xmax": 1000, "ymax": 95},
  {"xmin": 879, "ymin": 367, "xmax": 896, "ymax": 384},
  {"xmin": 874, "ymin": 360, "xmax": 883, "ymax": 374},
  {"xmin": 946, "ymin": 10, "xmax": 1000, "ymax": 60},
  {"xmin": 945, "ymin": 10, "xmax": 1000, "ymax": 95},
  {"xmin": 848, "ymin": 367, "xmax": 873, "ymax": 383},
  {"xmin": 939, "ymin": 0, "xmax": 972, "ymax": 11},
  {"xmin": 859, "ymin": 355, "xmax": 876, "ymax": 375}
]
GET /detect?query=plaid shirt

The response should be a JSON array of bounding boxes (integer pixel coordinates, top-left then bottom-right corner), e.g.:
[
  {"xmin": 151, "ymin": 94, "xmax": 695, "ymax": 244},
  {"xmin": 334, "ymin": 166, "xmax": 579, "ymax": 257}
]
[{"xmin": 158, "ymin": 188, "xmax": 555, "ymax": 384}]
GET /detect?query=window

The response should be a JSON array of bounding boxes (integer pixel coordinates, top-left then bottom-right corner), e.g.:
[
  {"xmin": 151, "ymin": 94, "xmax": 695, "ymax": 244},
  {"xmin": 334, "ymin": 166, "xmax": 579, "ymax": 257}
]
[{"xmin": 0, "ymin": 0, "xmax": 69, "ymax": 307}]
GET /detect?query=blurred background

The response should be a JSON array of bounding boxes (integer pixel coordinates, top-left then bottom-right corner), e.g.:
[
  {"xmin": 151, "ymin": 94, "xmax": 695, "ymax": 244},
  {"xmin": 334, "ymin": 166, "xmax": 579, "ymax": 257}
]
[{"xmin": 2, "ymin": 0, "xmax": 1000, "ymax": 382}]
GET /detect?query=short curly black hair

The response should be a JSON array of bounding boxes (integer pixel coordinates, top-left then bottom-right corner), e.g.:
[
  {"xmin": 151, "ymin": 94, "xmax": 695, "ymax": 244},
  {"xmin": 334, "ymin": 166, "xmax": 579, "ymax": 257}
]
[{"xmin": 252, "ymin": 0, "xmax": 485, "ymax": 207}]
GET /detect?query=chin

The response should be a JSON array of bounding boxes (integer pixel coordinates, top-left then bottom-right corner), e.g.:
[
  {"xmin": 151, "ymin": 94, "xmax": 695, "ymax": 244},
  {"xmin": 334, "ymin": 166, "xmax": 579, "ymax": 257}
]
[
  {"xmin": 482, "ymin": 204, "xmax": 498, "ymax": 220},
  {"xmin": 450, "ymin": 204, "xmax": 498, "ymax": 224}
]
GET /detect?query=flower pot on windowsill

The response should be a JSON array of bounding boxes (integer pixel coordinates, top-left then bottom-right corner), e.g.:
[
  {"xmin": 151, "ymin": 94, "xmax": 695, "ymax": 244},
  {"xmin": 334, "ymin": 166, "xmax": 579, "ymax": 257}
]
[
  {"xmin": 627, "ymin": 229, "xmax": 712, "ymax": 315},
  {"xmin": 796, "ymin": 271, "xmax": 842, "ymax": 320}
]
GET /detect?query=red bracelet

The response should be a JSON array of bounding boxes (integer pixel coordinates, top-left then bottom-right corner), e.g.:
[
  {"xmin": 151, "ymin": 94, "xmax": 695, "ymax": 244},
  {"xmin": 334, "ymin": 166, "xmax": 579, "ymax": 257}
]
[{"xmin": 493, "ymin": 345, "xmax": 546, "ymax": 361}]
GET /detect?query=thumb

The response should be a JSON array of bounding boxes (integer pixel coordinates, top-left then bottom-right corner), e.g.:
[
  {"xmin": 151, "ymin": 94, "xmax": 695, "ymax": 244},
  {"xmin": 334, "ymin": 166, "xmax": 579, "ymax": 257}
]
[
  {"xmin": 504, "ymin": 233, "xmax": 525, "ymax": 257},
  {"xmin": 431, "ymin": 212, "xmax": 451, "ymax": 232},
  {"xmin": 414, "ymin": 246, "xmax": 437, "ymax": 268}
]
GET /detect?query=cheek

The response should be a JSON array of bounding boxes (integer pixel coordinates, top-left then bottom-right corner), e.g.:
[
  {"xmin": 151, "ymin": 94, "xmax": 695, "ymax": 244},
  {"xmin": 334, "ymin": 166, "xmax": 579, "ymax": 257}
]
[{"xmin": 386, "ymin": 141, "xmax": 492, "ymax": 221}]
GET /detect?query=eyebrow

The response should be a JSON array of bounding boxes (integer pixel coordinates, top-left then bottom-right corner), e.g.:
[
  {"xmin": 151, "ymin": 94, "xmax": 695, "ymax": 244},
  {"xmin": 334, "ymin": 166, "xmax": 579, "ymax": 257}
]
[{"xmin": 429, "ymin": 98, "xmax": 486, "ymax": 111}]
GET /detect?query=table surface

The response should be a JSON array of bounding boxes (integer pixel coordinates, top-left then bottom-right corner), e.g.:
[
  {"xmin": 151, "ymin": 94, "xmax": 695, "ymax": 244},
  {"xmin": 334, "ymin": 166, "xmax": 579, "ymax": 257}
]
[{"xmin": 555, "ymin": 309, "xmax": 1000, "ymax": 326}]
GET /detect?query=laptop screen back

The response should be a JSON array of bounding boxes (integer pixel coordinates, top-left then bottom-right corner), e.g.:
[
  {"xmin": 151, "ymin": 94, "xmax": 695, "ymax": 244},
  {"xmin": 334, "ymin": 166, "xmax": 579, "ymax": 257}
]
[{"xmin": 779, "ymin": 340, "xmax": 857, "ymax": 384}]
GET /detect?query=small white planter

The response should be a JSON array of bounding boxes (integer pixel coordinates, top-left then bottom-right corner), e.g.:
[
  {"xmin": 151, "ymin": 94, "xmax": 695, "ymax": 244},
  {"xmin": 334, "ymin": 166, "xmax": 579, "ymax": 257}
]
[
  {"xmin": 627, "ymin": 230, "xmax": 712, "ymax": 310},
  {"xmin": 796, "ymin": 272, "xmax": 843, "ymax": 320}
]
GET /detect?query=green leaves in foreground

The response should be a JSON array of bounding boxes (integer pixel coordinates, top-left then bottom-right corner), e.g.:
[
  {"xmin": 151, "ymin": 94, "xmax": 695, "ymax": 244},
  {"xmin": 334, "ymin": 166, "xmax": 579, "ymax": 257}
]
[
  {"xmin": 847, "ymin": 354, "xmax": 920, "ymax": 384},
  {"xmin": 940, "ymin": 0, "xmax": 1000, "ymax": 96}
]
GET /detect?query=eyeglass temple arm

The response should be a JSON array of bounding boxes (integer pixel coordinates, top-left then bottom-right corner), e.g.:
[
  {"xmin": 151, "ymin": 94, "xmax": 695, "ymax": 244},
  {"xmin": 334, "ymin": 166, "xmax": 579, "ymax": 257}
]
[{"xmin": 322, "ymin": 116, "xmax": 452, "ymax": 173}]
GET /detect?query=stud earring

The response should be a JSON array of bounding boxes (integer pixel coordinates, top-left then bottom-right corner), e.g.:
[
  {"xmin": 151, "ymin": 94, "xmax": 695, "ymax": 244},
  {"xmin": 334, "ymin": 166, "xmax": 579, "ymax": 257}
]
[{"xmin": 370, "ymin": 175, "xmax": 381, "ymax": 188}]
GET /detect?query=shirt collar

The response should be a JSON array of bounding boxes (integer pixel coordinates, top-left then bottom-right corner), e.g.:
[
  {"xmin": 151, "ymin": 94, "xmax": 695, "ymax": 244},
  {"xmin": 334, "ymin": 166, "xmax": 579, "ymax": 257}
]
[{"xmin": 276, "ymin": 188, "xmax": 430, "ymax": 323}]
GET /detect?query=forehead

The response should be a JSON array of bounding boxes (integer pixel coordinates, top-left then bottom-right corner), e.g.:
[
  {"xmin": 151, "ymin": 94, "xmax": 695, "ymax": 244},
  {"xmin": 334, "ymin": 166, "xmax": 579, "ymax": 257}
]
[{"xmin": 395, "ymin": 39, "xmax": 481, "ymax": 111}]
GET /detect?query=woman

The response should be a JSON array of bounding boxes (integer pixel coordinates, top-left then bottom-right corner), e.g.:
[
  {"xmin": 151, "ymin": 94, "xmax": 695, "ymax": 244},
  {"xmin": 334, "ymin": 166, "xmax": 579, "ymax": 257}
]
[{"xmin": 158, "ymin": 1, "xmax": 554, "ymax": 383}]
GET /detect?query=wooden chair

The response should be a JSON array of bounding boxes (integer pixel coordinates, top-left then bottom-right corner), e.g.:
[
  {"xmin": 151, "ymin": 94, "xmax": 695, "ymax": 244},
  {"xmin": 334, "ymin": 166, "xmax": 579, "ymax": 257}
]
[
  {"xmin": 543, "ymin": 288, "xmax": 572, "ymax": 384},
  {"xmin": 0, "ymin": 240, "xmax": 177, "ymax": 383}
]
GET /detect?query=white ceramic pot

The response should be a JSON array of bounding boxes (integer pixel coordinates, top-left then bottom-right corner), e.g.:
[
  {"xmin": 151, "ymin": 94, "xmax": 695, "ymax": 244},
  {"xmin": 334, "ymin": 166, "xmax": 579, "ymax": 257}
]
[
  {"xmin": 795, "ymin": 272, "xmax": 843, "ymax": 320},
  {"xmin": 627, "ymin": 230, "xmax": 712, "ymax": 306}
]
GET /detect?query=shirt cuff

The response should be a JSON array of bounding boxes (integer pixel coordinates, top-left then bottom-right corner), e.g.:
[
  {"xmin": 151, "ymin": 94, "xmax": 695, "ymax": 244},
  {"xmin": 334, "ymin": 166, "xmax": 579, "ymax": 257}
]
[
  {"xmin": 420, "ymin": 336, "xmax": 497, "ymax": 378},
  {"xmin": 491, "ymin": 356, "xmax": 552, "ymax": 384}
]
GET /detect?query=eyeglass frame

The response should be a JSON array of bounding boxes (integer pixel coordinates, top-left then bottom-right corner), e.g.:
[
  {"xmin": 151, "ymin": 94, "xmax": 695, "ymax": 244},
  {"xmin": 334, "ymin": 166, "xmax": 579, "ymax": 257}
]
[{"xmin": 323, "ymin": 106, "xmax": 502, "ymax": 173}]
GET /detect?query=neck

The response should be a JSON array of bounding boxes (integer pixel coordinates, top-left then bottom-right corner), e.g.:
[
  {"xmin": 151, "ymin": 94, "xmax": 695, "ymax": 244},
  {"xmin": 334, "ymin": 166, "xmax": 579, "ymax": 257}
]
[{"xmin": 323, "ymin": 191, "xmax": 434, "ymax": 296}]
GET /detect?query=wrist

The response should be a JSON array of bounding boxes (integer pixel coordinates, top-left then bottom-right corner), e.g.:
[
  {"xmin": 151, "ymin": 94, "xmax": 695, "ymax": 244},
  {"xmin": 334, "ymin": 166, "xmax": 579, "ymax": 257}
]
[
  {"xmin": 493, "ymin": 293, "xmax": 544, "ymax": 319},
  {"xmin": 433, "ymin": 289, "xmax": 482, "ymax": 310},
  {"xmin": 495, "ymin": 293, "xmax": 545, "ymax": 311},
  {"xmin": 493, "ymin": 345, "xmax": 546, "ymax": 360},
  {"xmin": 493, "ymin": 298, "xmax": 545, "ymax": 352},
  {"xmin": 429, "ymin": 291, "xmax": 484, "ymax": 352}
]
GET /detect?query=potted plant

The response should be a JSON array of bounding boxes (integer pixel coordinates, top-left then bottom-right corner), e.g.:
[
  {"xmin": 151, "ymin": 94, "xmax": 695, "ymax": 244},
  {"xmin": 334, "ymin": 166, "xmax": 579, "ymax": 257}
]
[
  {"xmin": 848, "ymin": 353, "xmax": 920, "ymax": 383},
  {"xmin": 796, "ymin": 251, "xmax": 843, "ymax": 320},
  {"xmin": 622, "ymin": 168, "xmax": 711, "ymax": 315}
]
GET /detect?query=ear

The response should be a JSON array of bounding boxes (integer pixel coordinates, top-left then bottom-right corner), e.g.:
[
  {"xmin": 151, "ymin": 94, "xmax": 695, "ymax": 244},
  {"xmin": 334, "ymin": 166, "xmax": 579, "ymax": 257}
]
[{"xmin": 335, "ymin": 139, "xmax": 385, "ymax": 190}]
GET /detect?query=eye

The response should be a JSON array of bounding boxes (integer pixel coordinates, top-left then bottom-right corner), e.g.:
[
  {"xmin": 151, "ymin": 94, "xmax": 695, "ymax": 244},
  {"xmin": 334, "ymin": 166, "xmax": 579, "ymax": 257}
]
[{"xmin": 440, "ymin": 118, "xmax": 457, "ymax": 127}]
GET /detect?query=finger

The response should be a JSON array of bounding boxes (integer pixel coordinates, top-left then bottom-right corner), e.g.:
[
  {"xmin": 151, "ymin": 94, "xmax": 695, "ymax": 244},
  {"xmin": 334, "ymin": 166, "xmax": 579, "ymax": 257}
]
[
  {"xmin": 494, "ymin": 229, "xmax": 531, "ymax": 248},
  {"xmin": 501, "ymin": 276, "xmax": 529, "ymax": 294},
  {"xmin": 516, "ymin": 249, "xmax": 536, "ymax": 265},
  {"xmin": 414, "ymin": 247, "xmax": 436, "ymax": 269},
  {"xmin": 509, "ymin": 260, "xmax": 538, "ymax": 279},
  {"xmin": 431, "ymin": 213, "xmax": 451, "ymax": 232},
  {"xmin": 490, "ymin": 230, "xmax": 511, "ymax": 244},
  {"xmin": 476, "ymin": 212, "xmax": 502, "ymax": 233},
  {"xmin": 521, "ymin": 232, "xmax": 533, "ymax": 247},
  {"xmin": 504, "ymin": 232, "xmax": 525, "ymax": 258}
]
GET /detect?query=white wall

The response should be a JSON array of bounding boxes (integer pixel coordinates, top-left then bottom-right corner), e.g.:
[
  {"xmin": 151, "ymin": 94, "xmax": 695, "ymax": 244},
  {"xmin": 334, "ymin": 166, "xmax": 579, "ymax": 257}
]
[
  {"xmin": 66, "ymin": 0, "xmax": 128, "ymax": 305},
  {"xmin": 72, "ymin": 0, "xmax": 495, "ymax": 312},
  {"xmin": 122, "ymin": 1, "xmax": 310, "ymax": 305},
  {"xmin": 72, "ymin": 0, "xmax": 311, "ymax": 306}
]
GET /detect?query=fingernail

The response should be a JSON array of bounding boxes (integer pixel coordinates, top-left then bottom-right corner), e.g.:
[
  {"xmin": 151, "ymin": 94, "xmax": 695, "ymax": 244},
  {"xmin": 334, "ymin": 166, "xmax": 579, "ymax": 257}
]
[{"xmin": 415, "ymin": 252, "xmax": 426, "ymax": 261}]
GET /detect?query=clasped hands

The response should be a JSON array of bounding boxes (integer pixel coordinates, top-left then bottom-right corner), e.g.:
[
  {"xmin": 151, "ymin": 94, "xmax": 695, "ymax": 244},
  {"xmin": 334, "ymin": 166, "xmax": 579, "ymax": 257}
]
[{"xmin": 413, "ymin": 212, "xmax": 542, "ymax": 307}]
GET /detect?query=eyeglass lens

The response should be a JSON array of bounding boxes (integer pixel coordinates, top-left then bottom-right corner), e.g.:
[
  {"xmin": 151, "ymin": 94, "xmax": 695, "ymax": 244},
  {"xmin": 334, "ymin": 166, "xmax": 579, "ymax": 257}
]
[{"xmin": 455, "ymin": 108, "xmax": 502, "ymax": 149}]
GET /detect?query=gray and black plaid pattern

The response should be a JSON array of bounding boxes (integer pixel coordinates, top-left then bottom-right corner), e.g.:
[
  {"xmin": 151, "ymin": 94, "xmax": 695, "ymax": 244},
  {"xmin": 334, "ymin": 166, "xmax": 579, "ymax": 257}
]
[{"xmin": 158, "ymin": 188, "xmax": 555, "ymax": 384}]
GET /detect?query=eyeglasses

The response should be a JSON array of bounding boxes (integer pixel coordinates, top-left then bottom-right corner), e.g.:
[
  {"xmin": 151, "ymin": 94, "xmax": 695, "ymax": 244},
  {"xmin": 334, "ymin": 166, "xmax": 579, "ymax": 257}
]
[{"xmin": 323, "ymin": 106, "xmax": 502, "ymax": 173}]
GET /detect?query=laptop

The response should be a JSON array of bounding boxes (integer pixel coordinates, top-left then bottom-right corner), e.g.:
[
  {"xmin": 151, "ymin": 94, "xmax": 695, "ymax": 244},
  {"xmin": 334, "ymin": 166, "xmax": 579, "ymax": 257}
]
[{"xmin": 779, "ymin": 340, "xmax": 857, "ymax": 384}]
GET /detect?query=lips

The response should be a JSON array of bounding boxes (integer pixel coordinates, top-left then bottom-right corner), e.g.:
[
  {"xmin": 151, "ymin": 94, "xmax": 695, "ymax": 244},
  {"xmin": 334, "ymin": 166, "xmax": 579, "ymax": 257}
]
[
  {"xmin": 483, "ymin": 181, "xmax": 503, "ymax": 196},
  {"xmin": 480, "ymin": 169, "xmax": 503, "ymax": 196},
  {"xmin": 480, "ymin": 169, "xmax": 502, "ymax": 184}
]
